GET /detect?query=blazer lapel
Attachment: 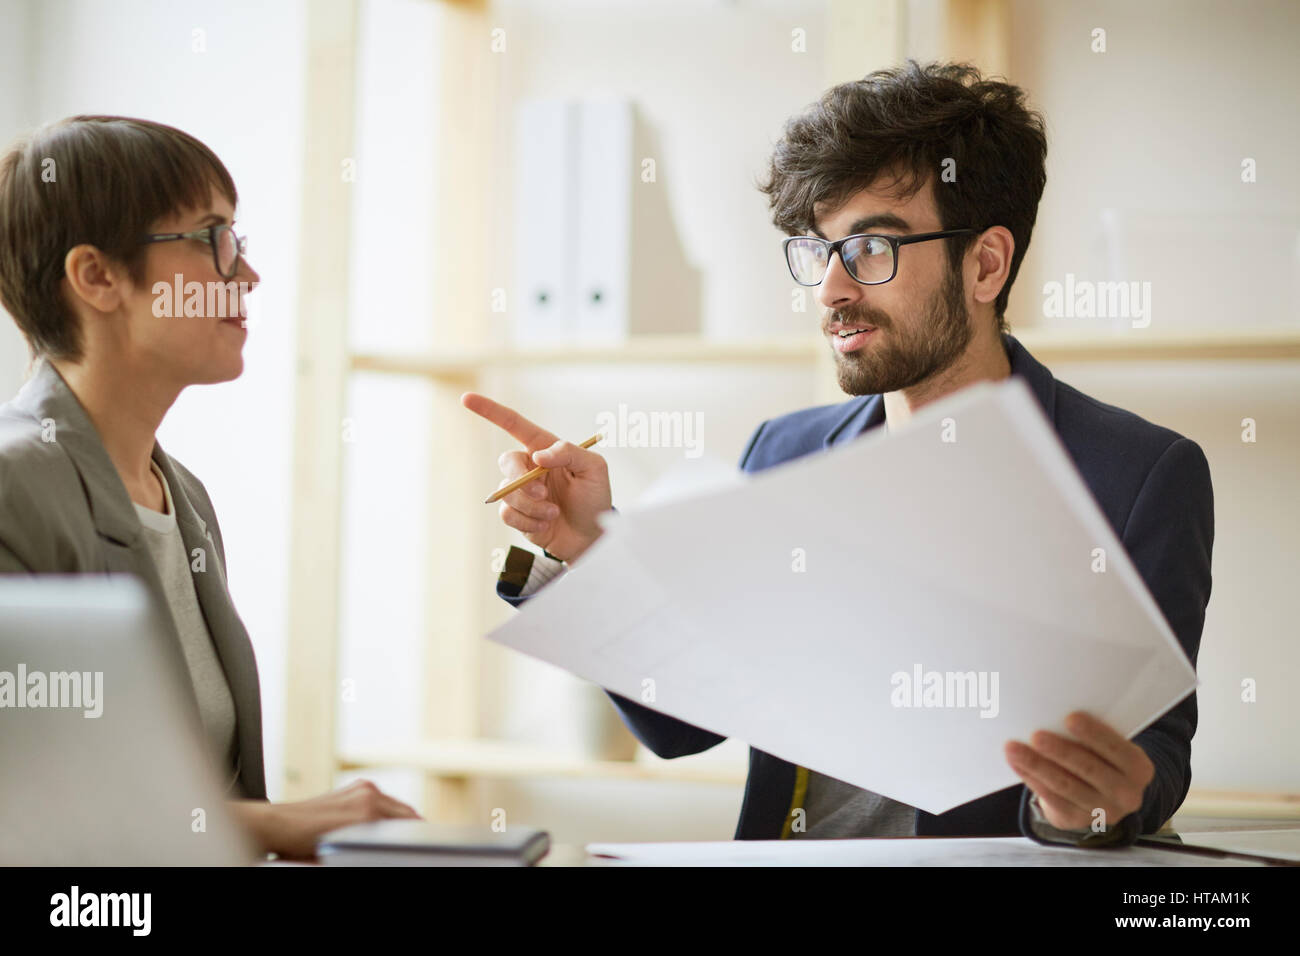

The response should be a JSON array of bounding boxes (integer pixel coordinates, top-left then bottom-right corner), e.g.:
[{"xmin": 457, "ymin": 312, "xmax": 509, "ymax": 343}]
[
  {"xmin": 11, "ymin": 362, "xmax": 193, "ymax": 663},
  {"xmin": 12, "ymin": 360, "xmax": 152, "ymax": 555},
  {"xmin": 824, "ymin": 394, "xmax": 884, "ymax": 449},
  {"xmin": 1001, "ymin": 333, "xmax": 1058, "ymax": 423}
]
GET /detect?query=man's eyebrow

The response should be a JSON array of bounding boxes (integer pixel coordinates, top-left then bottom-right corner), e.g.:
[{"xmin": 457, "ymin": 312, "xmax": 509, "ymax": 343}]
[
  {"xmin": 195, "ymin": 213, "xmax": 231, "ymax": 227},
  {"xmin": 809, "ymin": 213, "xmax": 912, "ymax": 239}
]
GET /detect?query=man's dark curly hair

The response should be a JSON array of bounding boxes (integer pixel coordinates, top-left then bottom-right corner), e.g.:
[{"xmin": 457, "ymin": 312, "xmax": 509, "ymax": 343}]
[{"xmin": 759, "ymin": 60, "xmax": 1048, "ymax": 330}]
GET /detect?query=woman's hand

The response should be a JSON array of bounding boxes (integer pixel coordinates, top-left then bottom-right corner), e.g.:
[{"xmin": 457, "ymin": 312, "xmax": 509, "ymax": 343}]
[
  {"xmin": 229, "ymin": 780, "xmax": 421, "ymax": 860},
  {"xmin": 462, "ymin": 392, "xmax": 613, "ymax": 564}
]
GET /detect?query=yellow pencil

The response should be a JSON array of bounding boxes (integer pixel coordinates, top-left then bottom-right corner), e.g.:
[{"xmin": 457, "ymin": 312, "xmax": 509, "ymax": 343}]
[{"xmin": 483, "ymin": 433, "xmax": 604, "ymax": 504}]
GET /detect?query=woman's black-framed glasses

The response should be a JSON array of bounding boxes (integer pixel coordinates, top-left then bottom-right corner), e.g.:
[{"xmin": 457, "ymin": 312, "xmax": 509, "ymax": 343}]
[
  {"xmin": 783, "ymin": 228, "xmax": 977, "ymax": 286},
  {"xmin": 140, "ymin": 223, "xmax": 247, "ymax": 279}
]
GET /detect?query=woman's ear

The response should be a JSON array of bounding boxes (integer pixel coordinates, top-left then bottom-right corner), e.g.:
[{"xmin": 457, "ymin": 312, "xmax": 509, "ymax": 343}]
[{"xmin": 62, "ymin": 244, "xmax": 128, "ymax": 315}]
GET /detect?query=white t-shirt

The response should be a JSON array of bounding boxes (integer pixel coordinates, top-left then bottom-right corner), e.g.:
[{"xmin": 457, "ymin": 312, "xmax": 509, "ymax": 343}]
[{"xmin": 133, "ymin": 459, "xmax": 240, "ymax": 792}]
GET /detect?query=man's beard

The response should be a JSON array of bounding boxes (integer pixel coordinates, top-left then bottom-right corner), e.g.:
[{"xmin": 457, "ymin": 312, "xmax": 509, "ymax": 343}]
[{"xmin": 827, "ymin": 263, "xmax": 972, "ymax": 396}]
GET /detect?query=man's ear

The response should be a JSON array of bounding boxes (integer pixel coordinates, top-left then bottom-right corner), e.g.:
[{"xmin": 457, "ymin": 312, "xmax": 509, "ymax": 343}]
[
  {"xmin": 62, "ymin": 244, "xmax": 129, "ymax": 315},
  {"xmin": 970, "ymin": 226, "xmax": 1014, "ymax": 308}
]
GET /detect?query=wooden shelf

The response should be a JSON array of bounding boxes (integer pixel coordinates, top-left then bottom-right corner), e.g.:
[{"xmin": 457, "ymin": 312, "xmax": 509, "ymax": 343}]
[
  {"xmin": 1178, "ymin": 789, "xmax": 1300, "ymax": 820},
  {"xmin": 338, "ymin": 738, "xmax": 747, "ymax": 785},
  {"xmin": 349, "ymin": 336, "xmax": 821, "ymax": 378},
  {"xmin": 349, "ymin": 327, "xmax": 1300, "ymax": 379},
  {"xmin": 1021, "ymin": 326, "xmax": 1300, "ymax": 363}
]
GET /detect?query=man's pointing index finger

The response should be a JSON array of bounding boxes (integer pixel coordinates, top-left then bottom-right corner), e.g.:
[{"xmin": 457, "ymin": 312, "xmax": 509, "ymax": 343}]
[{"xmin": 460, "ymin": 392, "xmax": 559, "ymax": 451}]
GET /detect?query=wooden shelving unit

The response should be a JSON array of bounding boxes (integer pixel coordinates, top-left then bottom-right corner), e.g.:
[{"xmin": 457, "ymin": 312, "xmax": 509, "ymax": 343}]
[
  {"xmin": 339, "ymin": 739, "xmax": 747, "ymax": 784},
  {"xmin": 338, "ymin": 741, "xmax": 747, "ymax": 825},
  {"xmin": 349, "ymin": 327, "xmax": 1300, "ymax": 383}
]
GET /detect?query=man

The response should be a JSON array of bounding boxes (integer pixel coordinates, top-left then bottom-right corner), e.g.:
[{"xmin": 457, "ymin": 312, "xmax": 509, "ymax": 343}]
[{"xmin": 464, "ymin": 62, "xmax": 1213, "ymax": 847}]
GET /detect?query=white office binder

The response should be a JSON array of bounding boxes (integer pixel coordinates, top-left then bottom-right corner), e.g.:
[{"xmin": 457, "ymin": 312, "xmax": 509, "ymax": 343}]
[
  {"xmin": 574, "ymin": 98, "xmax": 635, "ymax": 345},
  {"xmin": 513, "ymin": 98, "xmax": 579, "ymax": 344},
  {"xmin": 512, "ymin": 96, "xmax": 699, "ymax": 346}
]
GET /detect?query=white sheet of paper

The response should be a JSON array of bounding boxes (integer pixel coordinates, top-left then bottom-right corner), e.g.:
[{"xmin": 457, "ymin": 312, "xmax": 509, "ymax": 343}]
[
  {"xmin": 1164, "ymin": 828, "xmax": 1300, "ymax": 862},
  {"xmin": 488, "ymin": 378, "xmax": 1198, "ymax": 815},
  {"xmin": 582, "ymin": 838, "xmax": 1262, "ymax": 867}
]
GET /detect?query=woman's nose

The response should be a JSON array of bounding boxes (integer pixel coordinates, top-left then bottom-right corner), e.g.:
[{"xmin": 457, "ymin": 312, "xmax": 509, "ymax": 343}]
[{"xmin": 237, "ymin": 256, "xmax": 260, "ymax": 289}]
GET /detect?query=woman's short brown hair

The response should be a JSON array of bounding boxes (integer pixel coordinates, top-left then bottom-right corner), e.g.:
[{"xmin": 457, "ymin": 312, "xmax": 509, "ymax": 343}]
[{"xmin": 0, "ymin": 115, "xmax": 238, "ymax": 360}]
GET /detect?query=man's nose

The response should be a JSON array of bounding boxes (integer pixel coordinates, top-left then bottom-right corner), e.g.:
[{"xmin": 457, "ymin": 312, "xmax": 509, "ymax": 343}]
[{"xmin": 816, "ymin": 250, "xmax": 866, "ymax": 311}]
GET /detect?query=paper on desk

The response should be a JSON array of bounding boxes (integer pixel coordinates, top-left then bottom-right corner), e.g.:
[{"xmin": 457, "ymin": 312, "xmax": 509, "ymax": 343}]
[
  {"xmin": 582, "ymin": 838, "xmax": 1260, "ymax": 867},
  {"xmin": 487, "ymin": 378, "xmax": 1198, "ymax": 815},
  {"xmin": 1164, "ymin": 829, "xmax": 1300, "ymax": 862}
]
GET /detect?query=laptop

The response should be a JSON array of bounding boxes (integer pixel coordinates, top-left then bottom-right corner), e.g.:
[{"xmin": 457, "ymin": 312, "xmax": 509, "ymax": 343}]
[{"xmin": 0, "ymin": 575, "xmax": 257, "ymax": 865}]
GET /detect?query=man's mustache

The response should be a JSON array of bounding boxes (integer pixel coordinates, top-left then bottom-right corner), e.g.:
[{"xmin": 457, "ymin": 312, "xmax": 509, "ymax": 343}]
[{"xmin": 823, "ymin": 307, "xmax": 892, "ymax": 334}]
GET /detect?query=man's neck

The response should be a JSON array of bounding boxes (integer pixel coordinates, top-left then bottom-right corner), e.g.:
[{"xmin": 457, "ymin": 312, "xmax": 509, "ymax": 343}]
[
  {"xmin": 882, "ymin": 328, "xmax": 1011, "ymax": 431},
  {"xmin": 49, "ymin": 355, "xmax": 180, "ymax": 504}
]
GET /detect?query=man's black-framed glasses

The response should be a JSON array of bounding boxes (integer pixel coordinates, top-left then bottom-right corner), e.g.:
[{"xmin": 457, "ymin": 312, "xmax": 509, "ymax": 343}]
[
  {"xmin": 140, "ymin": 224, "xmax": 247, "ymax": 279},
  {"xmin": 783, "ymin": 228, "xmax": 977, "ymax": 286}
]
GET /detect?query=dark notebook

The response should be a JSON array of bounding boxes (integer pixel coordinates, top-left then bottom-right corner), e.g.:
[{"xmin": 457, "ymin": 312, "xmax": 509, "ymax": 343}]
[{"xmin": 317, "ymin": 820, "xmax": 550, "ymax": 867}]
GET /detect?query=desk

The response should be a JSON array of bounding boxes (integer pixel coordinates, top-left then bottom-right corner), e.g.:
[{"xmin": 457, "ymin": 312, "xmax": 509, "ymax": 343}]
[{"xmin": 537, "ymin": 826, "xmax": 1300, "ymax": 867}]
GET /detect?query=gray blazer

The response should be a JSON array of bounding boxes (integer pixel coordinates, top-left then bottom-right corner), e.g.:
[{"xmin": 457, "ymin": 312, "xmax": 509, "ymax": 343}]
[{"xmin": 0, "ymin": 357, "xmax": 267, "ymax": 800}]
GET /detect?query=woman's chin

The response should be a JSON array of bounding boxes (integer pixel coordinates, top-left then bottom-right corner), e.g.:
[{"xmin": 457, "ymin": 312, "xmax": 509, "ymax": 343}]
[{"xmin": 193, "ymin": 353, "xmax": 245, "ymax": 385}]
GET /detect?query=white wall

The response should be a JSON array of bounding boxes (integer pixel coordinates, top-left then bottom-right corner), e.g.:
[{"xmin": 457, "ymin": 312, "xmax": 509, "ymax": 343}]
[
  {"xmin": 1010, "ymin": 0, "xmax": 1300, "ymax": 330},
  {"xmin": 0, "ymin": 0, "xmax": 37, "ymax": 387}
]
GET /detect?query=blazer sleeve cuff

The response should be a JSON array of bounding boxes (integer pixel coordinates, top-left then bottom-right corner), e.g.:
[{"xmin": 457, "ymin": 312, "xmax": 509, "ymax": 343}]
[
  {"xmin": 1020, "ymin": 790, "xmax": 1141, "ymax": 848},
  {"xmin": 496, "ymin": 544, "xmax": 534, "ymax": 598}
]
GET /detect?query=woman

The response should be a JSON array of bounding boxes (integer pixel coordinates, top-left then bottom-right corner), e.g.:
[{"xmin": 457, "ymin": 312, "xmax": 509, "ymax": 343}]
[{"xmin": 0, "ymin": 115, "xmax": 417, "ymax": 859}]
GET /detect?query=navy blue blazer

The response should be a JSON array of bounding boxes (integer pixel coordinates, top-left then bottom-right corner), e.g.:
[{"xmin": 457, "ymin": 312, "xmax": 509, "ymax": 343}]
[{"xmin": 499, "ymin": 333, "xmax": 1214, "ymax": 845}]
